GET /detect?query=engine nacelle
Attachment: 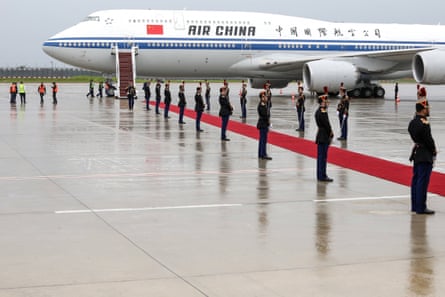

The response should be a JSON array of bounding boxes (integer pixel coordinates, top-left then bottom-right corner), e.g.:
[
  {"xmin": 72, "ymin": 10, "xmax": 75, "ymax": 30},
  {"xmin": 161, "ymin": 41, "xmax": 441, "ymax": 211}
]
[
  {"xmin": 303, "ymin": 60, "xmax": 360, "ymax": 93},
  {"xmin": 248, "ymin": 79, "xmax": 290, "ymax": 89},
  {"xmin": 413, "ymin": 50, "xmax": 445, "ymax": 84}
]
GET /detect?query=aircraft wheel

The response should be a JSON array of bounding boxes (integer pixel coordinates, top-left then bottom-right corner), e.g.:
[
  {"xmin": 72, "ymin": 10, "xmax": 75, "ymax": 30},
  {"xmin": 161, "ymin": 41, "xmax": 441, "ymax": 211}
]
[
  {"xmin": 374, "ymin": 87, "xmax": 385, "ymax": 98},
  {"xmin": 349, "ymin": 88, "xmax": 361, "ymax": 98},
  {"xmin": 361, "ymin": 87, "xmax": 373, "ymax": 98}
]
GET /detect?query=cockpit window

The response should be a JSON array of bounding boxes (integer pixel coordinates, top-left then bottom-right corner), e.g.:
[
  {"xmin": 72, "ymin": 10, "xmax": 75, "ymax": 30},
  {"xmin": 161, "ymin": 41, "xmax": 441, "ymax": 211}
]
[{"xmin": 82, "ymin": 16, "xmax": 100, "ymax": 22}]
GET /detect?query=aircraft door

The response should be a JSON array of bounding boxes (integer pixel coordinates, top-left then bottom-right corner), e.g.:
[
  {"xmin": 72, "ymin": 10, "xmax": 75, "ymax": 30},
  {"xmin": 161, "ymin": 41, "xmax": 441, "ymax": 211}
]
[{"xmin": 174, "ymin": 12, "xmax": 185, "ymax": 30}]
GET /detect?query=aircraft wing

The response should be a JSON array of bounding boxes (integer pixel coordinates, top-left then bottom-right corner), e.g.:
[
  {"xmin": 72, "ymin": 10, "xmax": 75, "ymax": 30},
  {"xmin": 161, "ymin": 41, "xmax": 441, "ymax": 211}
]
[{"xmin": 249, "ymin": 47, "xmax": 436, "ymax": 73}]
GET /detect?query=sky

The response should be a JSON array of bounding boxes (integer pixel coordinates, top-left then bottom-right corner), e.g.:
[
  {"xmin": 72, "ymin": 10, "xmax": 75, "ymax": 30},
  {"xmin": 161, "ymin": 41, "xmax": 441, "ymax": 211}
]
[{"xmin": 1, "ymin": 0, "xmax": 443, "ymax": 67}]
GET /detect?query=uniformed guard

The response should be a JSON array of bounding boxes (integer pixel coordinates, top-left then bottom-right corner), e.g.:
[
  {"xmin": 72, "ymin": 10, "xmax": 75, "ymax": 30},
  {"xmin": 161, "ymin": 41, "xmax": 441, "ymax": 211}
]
[
  {"xmin": 337, "ymin": 96, "xmax": 350, "ymax": 140},
  {"xmin": 125, "ymin": 82, "xmax": 136, "ymax": 111},
  {"xmin": 240, "ymin": 81, "xmax": 247, "ymax": 119},
  {"xmin": 408, "ymin": 96, "xmax": 437, "ymax": 214},
  {"xmin": 194, "ymin": 86, "xmax": 205, "ymax": 132},
  {"xmin": 257, "ymin": 91, "xmax": 271, "ymax": 160},
  {"xmin": 315, "ymin": 90, "xmax": 334, "ymax": 182},
  {"xmin": 205, "ymin": 80, "xmax": 211, "ymax": 111},
  {"xmin": 164, "ymin": 82, "xmax": 172, "ymax": 119},
  {"xmin": 218, "ymin": 86, "xmax": 232, "ymax": 141},
  {"xmin": 295, "ymin": 86, "xmax": 305, "ymax": 131},
  {"xmin": 265, "ymin": 81, "xmax": 272, "ymax": 112},
  {"xmin": 142, "ymin": 79, "xmax": 151, "ymax": 110},
  {"xmin": 155, "ymin": 80, "xmax": 162, "ymax": 114},
  {"xmin": 178, "ymin": 84, "xmax": 187, "ymax": 124}
]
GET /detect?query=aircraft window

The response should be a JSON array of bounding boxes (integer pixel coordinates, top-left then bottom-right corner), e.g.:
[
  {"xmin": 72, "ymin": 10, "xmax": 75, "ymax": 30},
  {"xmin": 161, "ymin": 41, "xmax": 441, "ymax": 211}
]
[{"xmin": 83, "ymin": 16, "xmax": 100, "ymax": 22}]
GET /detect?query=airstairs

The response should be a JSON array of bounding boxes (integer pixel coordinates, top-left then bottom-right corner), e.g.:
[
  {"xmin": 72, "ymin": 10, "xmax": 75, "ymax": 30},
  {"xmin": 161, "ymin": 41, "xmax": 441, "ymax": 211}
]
[{"xmin": 112, "ymin": 45, "xmax": 138, "ymax": 98}]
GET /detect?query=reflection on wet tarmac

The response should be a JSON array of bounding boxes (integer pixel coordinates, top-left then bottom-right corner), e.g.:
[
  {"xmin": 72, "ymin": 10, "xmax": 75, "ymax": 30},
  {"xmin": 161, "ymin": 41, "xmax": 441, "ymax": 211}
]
[{"xmin": 0, "ymin": 82, "xmax": 444, "ymax": 297}]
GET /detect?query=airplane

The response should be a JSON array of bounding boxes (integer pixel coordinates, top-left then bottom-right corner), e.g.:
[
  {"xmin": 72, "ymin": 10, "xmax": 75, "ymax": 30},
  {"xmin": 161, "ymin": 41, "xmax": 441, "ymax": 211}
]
[{"xmin": 42, "ymin": 9, "xmax": 445, "ymax": 98}]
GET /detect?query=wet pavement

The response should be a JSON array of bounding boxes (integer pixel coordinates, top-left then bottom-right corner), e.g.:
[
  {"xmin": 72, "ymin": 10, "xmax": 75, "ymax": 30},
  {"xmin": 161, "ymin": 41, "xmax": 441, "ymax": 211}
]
[{"xmin": 0, "ymin": 82, "xmax": 444, "ymax": 296}]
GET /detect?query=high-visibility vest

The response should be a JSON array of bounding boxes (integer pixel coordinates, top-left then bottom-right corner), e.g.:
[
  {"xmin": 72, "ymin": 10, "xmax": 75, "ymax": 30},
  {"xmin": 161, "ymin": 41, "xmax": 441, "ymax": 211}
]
[
  {"xmin": 38, "ymin": 85, "xmax": 46, "ymax": 94},
  {"xmin": 52, "ymin": 85, "xmax": 58, "ymax": 93},
  {"xmin": 18, "ymin": 84, "xmax": 25, "ymax": 93},
  {"xmin": 10, "ymin": 85, "xmax": 16, "ymax": 93}
]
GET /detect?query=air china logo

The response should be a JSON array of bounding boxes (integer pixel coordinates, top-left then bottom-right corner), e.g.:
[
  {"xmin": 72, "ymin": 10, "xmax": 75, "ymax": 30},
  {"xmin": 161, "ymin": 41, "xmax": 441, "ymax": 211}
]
[{"xmin": 188, "ymin": 25, "xmax": 256, "ymax": 36}]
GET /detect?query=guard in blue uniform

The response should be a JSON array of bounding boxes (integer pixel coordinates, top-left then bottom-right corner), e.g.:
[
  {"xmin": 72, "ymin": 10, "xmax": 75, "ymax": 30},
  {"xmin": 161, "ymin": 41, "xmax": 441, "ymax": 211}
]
[
  {"xmin": 218, "ymin": 86, "xmax": 232, "ymax": 141},
  {"xmin": 295, "ymin": 86, "xmax": 305, "ymax": 131},
  {"xmin": 315, "ymin": 92, "xmax": 334, "ymax": 182},
  {"xmin": 164, "ymin": 82, "xmax": 172, "ymax": 119},
  {"xmin": 194, "ymin": 86, "xmax": 205, "ymax": 132},
  {"xmin": 408, "ymin": 96, "xmax": 437, "ymax": 215},
  {"xmin": 142, "ymin": 79, "xmax": 151, "ymax": 110},
  {"xmin": 178, "ymin": 84, "xmax": 186, "ymax": 124},
  {"xmin": 155, "ymin": 80, "xmax": 162, "ymax": 114},
  {"xmin": 257, "ymin": 91, "xmax": 271, "ymax": 160}
]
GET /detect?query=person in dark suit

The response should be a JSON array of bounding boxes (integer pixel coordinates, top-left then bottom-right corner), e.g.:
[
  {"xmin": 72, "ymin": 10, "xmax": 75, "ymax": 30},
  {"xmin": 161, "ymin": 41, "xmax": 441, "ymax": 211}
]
[
  {"xmin": 315, "ymin": 93, "xmax": 334, "ymax": 182},
  {"xmin": 408, "ymin": 97, "xmax": 437, "ymax": 215},
  {"xmin": 218, "ymin": 86, "xmax": 232, "ymax": 141},
  {"xmin": 194, "ymin": 86, "xmax": 205, "ymax": 132},
  {"xmin": 257, "ymin": 91, "xmax": 271, "ymax": 160}
]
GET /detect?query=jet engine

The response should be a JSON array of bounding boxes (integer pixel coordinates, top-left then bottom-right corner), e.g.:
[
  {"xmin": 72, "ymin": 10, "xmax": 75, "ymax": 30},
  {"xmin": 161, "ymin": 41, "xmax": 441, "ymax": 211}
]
[
  {"xmin": 303, "ymin": 60, "xmax": 360, "ymax": 93},
  {"xmin": 248, "ymin": 79, "xmax": 290, "ymax": 89},
  {"xmin": 412, "ymin": 49, "xmax": 445, "ymax": 84}
]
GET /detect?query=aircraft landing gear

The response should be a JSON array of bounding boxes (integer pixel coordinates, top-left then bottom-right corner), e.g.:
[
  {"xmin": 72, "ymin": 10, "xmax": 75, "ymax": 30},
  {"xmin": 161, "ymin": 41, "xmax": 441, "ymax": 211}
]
[{"xmin": 347, "ymin": 84, "xmax": 385, "ymax": 98}]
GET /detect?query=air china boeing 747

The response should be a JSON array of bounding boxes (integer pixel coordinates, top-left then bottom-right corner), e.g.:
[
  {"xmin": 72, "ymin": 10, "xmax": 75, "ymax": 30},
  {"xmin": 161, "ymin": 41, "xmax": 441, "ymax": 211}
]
[{"xmin": 42, "ymin": 9, "xmax": 445, "ymax": 97}]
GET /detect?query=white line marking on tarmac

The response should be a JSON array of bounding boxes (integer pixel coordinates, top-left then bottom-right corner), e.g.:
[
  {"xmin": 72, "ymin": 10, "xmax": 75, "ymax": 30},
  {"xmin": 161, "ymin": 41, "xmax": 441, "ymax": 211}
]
[
  {"xmin": 55, "ymin": 203, "xmax": 243, "ymax": 214},
  {"xmin": 314, "ymin": 195, "xmax": 411, "ymax": 202}
]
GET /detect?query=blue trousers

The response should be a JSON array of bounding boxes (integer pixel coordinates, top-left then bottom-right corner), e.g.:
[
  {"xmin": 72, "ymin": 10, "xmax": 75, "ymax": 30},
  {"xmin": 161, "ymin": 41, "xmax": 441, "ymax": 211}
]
[
  {"xmin": 340, "ymin": 115, "xmax": 348, "ymax": 139},
  {"xmin": 411, "ymin": 162, "xmax": 433, "ymax": 212},
  {"xmin": 297, "ymin": 109, "xmax": 305, "ymax": 130},
  {"xmin": 241, "ymin": 101, "xmax": 247, "ymax": 118},
  {"xmin": 164, "ymin": 103, "xmax": 170, "ymax": 118},
  {"xmin": 179, "ymin": 106, "xmax": 185, "ymax": 123},
  {"xmin": 196, "ymin": 111, "xmax": 203, "ymax": 130},
  {"xmin": 221, "ymin": 115, "xmax": 229, "ymax": 139},
  {"xmin": 317, "ymin": 143, "xmax": 329, "ymax": 180},
  {"xmin": 155, "ymin": 98, "xmax": 161, "ymax": 114},
  {"xmin": 258, "ymin": 127, "xmax": 269, "ymax": 157}
]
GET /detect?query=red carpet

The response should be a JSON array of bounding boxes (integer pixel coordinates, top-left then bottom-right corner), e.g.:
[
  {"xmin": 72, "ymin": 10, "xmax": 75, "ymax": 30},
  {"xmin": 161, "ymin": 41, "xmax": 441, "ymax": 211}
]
[{"xmin": 154, "ymin": 102, "xmax": 445, "ymax": 197}]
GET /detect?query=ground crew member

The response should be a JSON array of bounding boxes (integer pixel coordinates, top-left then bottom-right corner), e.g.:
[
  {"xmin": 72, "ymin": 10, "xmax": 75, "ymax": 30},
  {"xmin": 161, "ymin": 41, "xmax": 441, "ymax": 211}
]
[
  {"xmin": 97, "ymin": 81, "xmax": 104, "ymax": 98},
  {"xmin": 18, "ymin": 81, "xmax": 26, "ymax": 104},
  {"xmin": 9, "ymin": 82, "xmax": 17, "ymax": 104},
  {"xmin": 394, "ymin": 82, "xmax": 399, "ymax": 102},
  {"xmin": 52, "ymin": 82, "xmax": 58, "ymax": 104},
  {"xmin": 86, "ymin": 80, "xmax": 95, "ymax": 98},
  {"xmin": 315, "ymin": 90, "xmax": 334, "ymax": 182},
  {"xmin": 38, "ymin": 82, "xmax": 46, "ymax": 104},
  {"xmin": 408, "ymin": 96, "xmax": 437, "ymax": 215}
]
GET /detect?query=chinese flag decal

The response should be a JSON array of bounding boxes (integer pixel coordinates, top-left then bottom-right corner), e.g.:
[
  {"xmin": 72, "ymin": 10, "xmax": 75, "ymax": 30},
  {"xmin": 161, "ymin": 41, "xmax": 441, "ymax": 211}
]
[{"xmin": 147, "ymin": 24, "xmax": 164, "ymax": 35}]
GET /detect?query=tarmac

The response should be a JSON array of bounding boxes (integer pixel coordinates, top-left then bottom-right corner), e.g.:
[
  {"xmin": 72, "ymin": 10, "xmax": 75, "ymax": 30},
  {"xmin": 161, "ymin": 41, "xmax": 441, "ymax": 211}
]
[{"xmin": 0, "ymin": 82, "xmax": 444, "ymax": 297}]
